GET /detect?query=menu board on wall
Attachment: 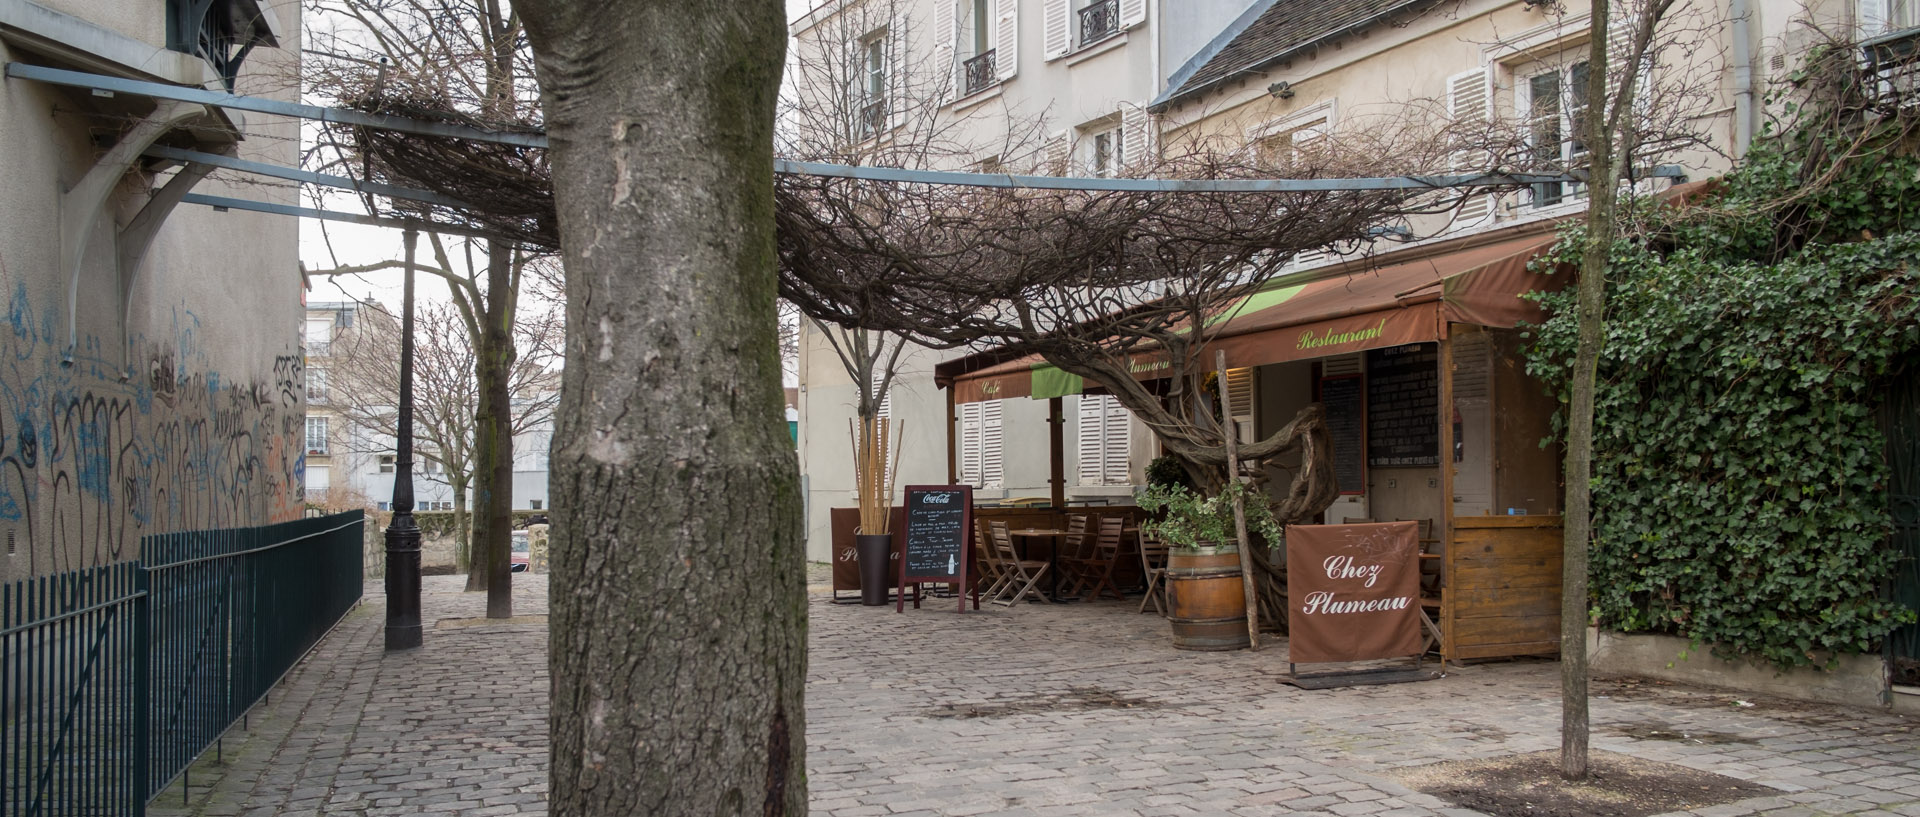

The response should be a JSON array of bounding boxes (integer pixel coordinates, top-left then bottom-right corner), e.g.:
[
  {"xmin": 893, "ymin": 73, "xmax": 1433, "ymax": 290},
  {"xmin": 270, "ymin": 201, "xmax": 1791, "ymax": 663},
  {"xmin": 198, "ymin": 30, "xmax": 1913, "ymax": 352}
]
[
  {"xmin": 1366, "ymin": 344, "xmax": 1439, "ymax": 467},
  {"xmin": 1319, "ymin": 374, "xmax": 1366, "ymax": 495}
]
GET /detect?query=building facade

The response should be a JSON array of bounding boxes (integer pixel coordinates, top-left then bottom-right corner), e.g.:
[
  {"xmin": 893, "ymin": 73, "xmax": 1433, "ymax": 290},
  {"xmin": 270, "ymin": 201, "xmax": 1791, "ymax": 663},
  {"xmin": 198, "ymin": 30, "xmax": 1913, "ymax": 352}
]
[
  {"xmin": 0, "ymin": 0, "xmax": 307, "ymax": 580},
  {"xmin": 301, "ymin": 300, "xmax": 554, "ymax": 515}
]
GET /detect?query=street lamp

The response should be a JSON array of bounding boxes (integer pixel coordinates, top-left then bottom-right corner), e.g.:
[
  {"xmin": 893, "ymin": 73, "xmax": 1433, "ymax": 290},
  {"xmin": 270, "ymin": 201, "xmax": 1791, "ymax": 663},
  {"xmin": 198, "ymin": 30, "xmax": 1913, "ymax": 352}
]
[{"xmin": 385, "ymin": 226, "xmax": 423, "ymax": 650}]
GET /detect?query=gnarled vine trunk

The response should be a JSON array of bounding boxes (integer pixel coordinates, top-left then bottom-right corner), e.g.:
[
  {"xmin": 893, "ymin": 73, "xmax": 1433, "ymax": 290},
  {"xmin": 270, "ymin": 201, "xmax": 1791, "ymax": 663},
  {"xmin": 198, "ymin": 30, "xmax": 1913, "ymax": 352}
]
[{"xmin": 519, "ymin": 1, "xmax": 805, "ymax": 813}]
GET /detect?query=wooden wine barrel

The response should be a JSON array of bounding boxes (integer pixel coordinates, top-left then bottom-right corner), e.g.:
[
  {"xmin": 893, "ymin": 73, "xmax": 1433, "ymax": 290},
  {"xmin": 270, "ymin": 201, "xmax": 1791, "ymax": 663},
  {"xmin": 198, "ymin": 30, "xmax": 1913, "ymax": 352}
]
[{"xmin": 1165, "ymin": 548, "xmax": 1250, "ymax": 651}]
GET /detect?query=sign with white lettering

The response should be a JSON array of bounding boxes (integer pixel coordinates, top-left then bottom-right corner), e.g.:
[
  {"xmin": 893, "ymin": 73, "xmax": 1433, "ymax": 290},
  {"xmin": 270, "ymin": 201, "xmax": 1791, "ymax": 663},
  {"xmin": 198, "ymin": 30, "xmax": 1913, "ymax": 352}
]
[
  {"xmin": 1285, "ymin": 521, "xmax": 1422, "ymax": 663},
  {"xmin": 897, "ymin": 485, "xmax": 975, "ymax": 613}
]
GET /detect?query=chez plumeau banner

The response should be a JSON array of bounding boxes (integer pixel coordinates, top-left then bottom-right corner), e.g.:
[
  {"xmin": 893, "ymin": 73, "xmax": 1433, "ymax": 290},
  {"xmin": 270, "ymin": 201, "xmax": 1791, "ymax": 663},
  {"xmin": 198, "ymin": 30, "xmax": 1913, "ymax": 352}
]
[{"xmin": 1286, "ymin": 521, "xmax": 1423, "ymax": 664}]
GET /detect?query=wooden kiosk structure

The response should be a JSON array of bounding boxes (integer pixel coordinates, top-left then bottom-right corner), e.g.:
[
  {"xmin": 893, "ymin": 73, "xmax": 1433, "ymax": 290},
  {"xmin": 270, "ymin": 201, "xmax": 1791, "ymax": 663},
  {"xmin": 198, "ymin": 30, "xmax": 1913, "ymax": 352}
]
[{"xmin": 933, "ymin": 224, "xmax": 1570, "ymax": 663}]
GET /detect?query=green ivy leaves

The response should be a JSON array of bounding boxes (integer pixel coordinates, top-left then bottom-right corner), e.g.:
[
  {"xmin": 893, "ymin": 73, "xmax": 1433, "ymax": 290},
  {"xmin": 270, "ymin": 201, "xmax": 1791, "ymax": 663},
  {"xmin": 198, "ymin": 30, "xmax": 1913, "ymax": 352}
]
[{"xmin": 1524, "ymin": 162, "xmax": 1920, "ymax": 670}]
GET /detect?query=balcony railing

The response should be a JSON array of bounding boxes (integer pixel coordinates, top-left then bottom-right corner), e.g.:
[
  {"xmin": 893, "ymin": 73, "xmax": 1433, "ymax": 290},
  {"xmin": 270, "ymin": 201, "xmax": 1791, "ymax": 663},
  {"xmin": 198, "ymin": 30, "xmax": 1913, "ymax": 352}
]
[
  {"xmin": 963, "ymin": 49, "xmax": 998, "ymax": 96},
  {"xmin": 1078, "ymin": 0, "xmax": 1119, "ymax": 48},
  {"xmin": 1863, "ymin": 25, "xmax": 1920, "ymax": 109},
  {"xmin": 857, "ymin": 98, "xmax": 888, "ymax": 139}
]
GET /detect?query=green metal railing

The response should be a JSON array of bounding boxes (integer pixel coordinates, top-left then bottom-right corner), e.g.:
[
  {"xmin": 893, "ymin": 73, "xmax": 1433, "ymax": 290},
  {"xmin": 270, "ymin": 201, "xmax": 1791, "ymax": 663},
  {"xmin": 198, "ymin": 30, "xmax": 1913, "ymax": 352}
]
[
  {"xmin": 1, "ymin": 563, "xmax": 145, "ymax": 816},
  {"xmin": 0, "ymin": 511, "xmax": 363, "ymax": 815}
]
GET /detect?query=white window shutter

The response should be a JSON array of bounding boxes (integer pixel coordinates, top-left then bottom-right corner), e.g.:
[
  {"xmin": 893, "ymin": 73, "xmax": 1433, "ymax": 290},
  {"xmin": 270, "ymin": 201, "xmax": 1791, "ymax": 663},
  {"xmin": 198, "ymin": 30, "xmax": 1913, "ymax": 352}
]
[
  {"xmin": 1102, "ymin": 400, "xmax": 1131, "ymax": 485},
  {"xmin": 872, "ymin": 371, "xmax": 892, "ymax": 419},
  {"xmin": 981, "ymin": 399, "xmax": 1004, "ymax": 488},
  {"xmin": 1446, "ymin": 66, "xmax": 1493, "ymax": 224},
  {"xmin": 1077, "ymin": 396, "xmax": 1104, "ymax": 484},
  {"xmin": 1120, "ymin": 105, "xmax": 1155, "ymax": 168},
  {"xmin": 1224, "ymin": 367, "xmax": 1256, "ymax": 444},
  {"xmin": 1045, "ymin": 130, "xmax": 1071, "ymax": 174},
  {"xmin": 1077, "ymin": 395, "xmax": 1132, "ymax": 486},
  {"xmin": 1043, "ymin": 0, "xmax": 1070, "ymax": 60},
  {"xmin": 960, "ymin": 402, "xmax": 983, "ymax": 485},
  {"xmin": 996, "ymin": 0, "xmax": 1019, "ymax": 80},
  {"xmin": 1120, "ymin": 0, "xmax": 1146, "ymax": 29},
  {"xmin": 887, "ymin": 28, "xmax": 907, "ymax": 131},
  {"xmin": 1863, "ymin": 0, "xmax": 1891, "ymax": 36},
  {"xmin": 936, "ymin": 0, "xmax": 957, "ymax": 95}
]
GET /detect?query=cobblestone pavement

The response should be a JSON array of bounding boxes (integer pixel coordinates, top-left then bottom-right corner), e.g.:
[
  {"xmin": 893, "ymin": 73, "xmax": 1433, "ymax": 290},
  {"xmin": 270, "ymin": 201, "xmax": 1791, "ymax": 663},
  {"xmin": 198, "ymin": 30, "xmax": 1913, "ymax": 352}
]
[{"xmin": 157, "ymin": 572, "xmax": 1918, "ymax": 816}]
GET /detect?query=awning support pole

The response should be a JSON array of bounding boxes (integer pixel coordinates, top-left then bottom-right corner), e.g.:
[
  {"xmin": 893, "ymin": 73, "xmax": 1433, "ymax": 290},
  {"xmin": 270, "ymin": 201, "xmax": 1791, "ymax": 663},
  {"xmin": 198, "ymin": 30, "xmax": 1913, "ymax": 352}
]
[
  {"xmin": 1438, "ymin": 330, "xmax": 1456, "ymax": 667},
  {"xmin": 946, "ymin": 388, "xmax": 958, "ymax": 485},
  {"xmin": 1049, "ymin": 398, "xmax": 1065, "ymax": 510}
]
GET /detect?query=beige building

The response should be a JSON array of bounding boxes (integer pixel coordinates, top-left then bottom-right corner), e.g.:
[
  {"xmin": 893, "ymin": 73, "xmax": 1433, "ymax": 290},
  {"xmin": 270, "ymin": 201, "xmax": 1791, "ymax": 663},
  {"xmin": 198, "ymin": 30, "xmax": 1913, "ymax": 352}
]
[
  {"xmin": 787, "ymin": 0, "xmax": 1900, "ymax": 562},
  {"xmin": 0, "ymin": 0, "xmax": 306, "ymax": 579}
]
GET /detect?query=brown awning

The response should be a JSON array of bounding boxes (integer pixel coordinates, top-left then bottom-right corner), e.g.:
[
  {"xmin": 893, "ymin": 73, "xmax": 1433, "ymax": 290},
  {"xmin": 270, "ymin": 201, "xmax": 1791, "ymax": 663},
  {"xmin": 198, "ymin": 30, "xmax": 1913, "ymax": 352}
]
[{"xmin": 939, "ymin": 226, "xmax": 1566, "ymax": 404}]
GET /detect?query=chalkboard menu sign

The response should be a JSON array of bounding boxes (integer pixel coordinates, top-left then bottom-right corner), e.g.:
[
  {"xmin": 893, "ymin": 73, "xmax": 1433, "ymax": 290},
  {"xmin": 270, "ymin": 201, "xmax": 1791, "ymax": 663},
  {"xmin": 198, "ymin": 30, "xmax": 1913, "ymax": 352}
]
[
  {"xmin": 1366, "ymin": 344, "xmax": 1439, "ymax": 467},
  {"xmin": 897, "ymin": 485, "xmax": 974, "ymax": 613},
  {"xmin": 1320, "ymin": 374, "xmax": 1366, "ymax": 494}
]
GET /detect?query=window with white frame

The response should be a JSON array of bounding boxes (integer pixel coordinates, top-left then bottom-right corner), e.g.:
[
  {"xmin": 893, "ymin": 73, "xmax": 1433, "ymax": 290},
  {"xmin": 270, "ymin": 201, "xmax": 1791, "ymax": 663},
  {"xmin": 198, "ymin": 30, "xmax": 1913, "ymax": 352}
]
[
  {"xmin": 1864, "ymin": 0, "xmax": 1920, "ymax": 35},
  {"xmin": 1085, "ymin": 122, "xmax": 1124, "ymax": 177},
  {"xmin": 306, "ymin": 367, "xmax": 328, "ymax": 403},
  {"xmin": 857, "ymin": 29, "xmax": 889, "ymax": 138},
  {"xmin": 959, "ymin": 399, "xmax": 1004, "ymax": 488},
  {"xmin": 305, "ymin": 416, "xmax": 329, "ymax": 454},
  {"xmin": 378, "ymin": 453, "xmax": 395, "ymax": 473},
  {"xmin": 1076, "ymin": 394, "xmax": 1131, "ymax": 486},
  {"xmin": 1519, "ymin": 58, "xmax": 1591, "ymax": 208}
]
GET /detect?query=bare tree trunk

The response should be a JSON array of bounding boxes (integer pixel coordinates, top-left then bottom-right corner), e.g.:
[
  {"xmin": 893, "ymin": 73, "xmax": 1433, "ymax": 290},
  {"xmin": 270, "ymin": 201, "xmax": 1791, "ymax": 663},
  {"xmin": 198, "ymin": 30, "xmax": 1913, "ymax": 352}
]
[
  {"xmin": 472, "ymin": 241, "xmax": 517, "ymax": 618},
  {"xmin": 453, "ymin": 473, "xmax": 473, "ymax": 572},
  {"xmin": 520, "ymin": 1, "xmax": 804, "ymax": 814},
  {"xmin": 1562, "ymin": 0, "xmax": 1620, "ymax": 782}
]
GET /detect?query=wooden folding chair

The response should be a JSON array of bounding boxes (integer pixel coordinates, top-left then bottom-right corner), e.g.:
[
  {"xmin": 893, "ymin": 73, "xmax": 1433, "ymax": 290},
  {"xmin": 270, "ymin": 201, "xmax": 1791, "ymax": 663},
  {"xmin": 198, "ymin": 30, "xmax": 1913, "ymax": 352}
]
[
  {"xmin": 1065, "ymin": 517, "xmax": 1126, "ymax": 602},
  {"xmin": 1400, "ymin": 517, "xmax": 1447, "ymax": 656},
  {"xmin": 973, "ymin": 521, "xmax": 1011, "ymax": 603},
  {"xmin": 989, "ymin": 520, "xmax": 1051, "ymax": 605},
  {"xmin": 1137, "ymin": 531, "xmax": 1170, "ymax": 615},
  {"xmin": 1053, "ymin": 514, "xmax": 1092, "ymax": 593}
]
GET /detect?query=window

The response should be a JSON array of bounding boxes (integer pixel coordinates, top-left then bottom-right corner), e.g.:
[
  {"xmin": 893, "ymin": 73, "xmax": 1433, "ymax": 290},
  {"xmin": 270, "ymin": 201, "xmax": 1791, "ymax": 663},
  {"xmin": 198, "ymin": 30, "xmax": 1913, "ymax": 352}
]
[
  {"xmin": 306, "ymin": 463, "xmax": 330, "ymax": 493},
  {"xmin": 960, "ymin": 0, "xmax": 998, "ymax": 94},
  {"xmin": 1521, "ymin": 60, "xmax": 1591, "ymax": 207},
  {"xmin": 378, "ymin": 453, "xmax": 395, "ymax": 473},
  {"xmin": 1865, "ymin": 0, "xmax": 1920, "ymax": 35},
  {"xmin": 959, "ymin": 399, "xmax": 1004, "ymax": 488},
  {"xmin": 531, "ymin": 499, "xmax": 543, "ymax": 510},
  {"xmin": 857, "ymin": 30, "xmax": 889, "ymax": 138},
  {"xmin": 305, "ymin": 416, "xmax": 329, "ymax": 455},
  {"xmin": 1087, "ymin": 124, "xmax": 1124, "ymax": 177},
  {"xmin": 1077, "ymin": 395, "xmax": 1131, "ymax": 486},
  {"xmin": 304, "ymin": 318, "xmax": 332, "ymax": 356},
  {"xmin": 306, "ymin": 368, "xmax": 328, "ymax": 403}
]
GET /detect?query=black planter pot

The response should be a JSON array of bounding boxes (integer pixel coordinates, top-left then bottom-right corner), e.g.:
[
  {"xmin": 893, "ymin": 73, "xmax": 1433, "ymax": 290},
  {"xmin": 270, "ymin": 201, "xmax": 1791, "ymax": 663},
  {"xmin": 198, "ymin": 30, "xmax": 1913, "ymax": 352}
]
[{"xmin": 855, "ymin": 533, "xmax": 893, "ymax": 606}]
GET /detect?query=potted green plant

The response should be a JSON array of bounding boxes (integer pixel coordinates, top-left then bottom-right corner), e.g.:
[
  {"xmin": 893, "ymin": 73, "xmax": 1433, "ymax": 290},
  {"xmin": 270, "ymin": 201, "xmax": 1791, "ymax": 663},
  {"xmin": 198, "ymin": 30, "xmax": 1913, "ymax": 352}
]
[{"xmin": 1135, "ymin": 481, "xmax": 1282, "ymax": 650}]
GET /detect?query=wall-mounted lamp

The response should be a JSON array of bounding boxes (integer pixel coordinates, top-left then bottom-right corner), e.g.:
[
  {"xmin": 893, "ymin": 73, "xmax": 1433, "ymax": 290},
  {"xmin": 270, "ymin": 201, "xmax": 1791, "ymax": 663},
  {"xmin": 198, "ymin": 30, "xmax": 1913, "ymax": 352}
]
[{"xmin": 1267, "ymin": 80, "xmax": 1295, "ymax": 99}]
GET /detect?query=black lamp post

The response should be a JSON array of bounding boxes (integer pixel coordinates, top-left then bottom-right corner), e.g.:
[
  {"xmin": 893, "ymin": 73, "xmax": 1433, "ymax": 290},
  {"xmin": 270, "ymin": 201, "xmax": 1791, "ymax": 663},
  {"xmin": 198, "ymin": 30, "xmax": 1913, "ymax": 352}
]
[{"xmin": 384, "ymin": 226, "xmax": 423, "ymax": 651}]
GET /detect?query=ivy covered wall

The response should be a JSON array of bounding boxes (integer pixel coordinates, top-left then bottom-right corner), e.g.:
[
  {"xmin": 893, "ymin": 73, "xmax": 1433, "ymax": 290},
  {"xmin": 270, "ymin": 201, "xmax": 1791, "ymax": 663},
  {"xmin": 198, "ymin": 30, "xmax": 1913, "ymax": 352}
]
[{"xmin": 1525, "ymin": 48, "xmax": 1920, "ymax": 668}]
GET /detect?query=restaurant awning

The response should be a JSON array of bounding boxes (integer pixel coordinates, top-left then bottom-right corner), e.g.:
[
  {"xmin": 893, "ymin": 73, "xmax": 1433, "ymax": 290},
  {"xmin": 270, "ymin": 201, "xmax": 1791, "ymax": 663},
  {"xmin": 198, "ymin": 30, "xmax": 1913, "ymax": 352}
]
[{"xmin": 937, "ymin": 224, "xmax": 1567, "ymax": 404}]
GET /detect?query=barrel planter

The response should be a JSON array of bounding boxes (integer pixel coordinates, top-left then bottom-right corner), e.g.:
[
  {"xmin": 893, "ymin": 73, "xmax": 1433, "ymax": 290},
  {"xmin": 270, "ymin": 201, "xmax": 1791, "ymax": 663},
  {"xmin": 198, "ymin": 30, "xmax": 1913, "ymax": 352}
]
[{"xmin": 1165, "ymin": 547, "xmax": 1250, "ymax": 651}]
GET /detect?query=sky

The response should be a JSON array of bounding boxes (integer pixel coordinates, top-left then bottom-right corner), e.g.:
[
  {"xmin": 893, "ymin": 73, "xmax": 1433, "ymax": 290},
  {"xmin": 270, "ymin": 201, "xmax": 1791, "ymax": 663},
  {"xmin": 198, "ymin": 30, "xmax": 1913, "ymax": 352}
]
[{"xmin": 301, "ymin": 1, "xmax": 822, "ymax": 309}]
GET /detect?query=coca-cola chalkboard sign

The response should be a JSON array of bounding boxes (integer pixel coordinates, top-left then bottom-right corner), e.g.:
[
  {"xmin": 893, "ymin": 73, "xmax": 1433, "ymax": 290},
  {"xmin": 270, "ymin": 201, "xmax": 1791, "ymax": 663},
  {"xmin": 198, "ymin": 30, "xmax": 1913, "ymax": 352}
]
[{"xmin": 897, "ymin": 485, "xmax": 974, "ymax": 613}]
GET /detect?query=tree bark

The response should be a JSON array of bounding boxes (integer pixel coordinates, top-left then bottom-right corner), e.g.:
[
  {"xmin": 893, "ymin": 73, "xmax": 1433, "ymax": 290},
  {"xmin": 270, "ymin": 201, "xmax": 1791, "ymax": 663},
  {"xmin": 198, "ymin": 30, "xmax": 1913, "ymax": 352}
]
[
  {"xmin": 468, "ymin": 240, "xmax": 517, "ymax": 618},
  {"xmin": 1562, "ymin": 0, "xmax": 1619, "ymax": 782},
  {"xmin": 520, "ymin": 1, "xmax": 804, "ymax": 814}
]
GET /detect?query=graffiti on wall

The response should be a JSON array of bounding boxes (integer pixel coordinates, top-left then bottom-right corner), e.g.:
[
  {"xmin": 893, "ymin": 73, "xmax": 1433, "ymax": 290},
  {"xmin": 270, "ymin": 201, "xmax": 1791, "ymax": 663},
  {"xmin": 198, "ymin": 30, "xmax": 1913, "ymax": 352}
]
[{"xmin": 0, "ymin": 279, "xmax": 305, "ymax": 575}]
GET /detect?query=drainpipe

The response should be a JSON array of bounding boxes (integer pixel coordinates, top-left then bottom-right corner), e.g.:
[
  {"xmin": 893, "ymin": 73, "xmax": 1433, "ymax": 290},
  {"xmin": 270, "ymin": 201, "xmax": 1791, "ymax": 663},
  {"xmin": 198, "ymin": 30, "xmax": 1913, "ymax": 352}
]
[{"xmin": 1731, "ymin": 0, "xmax": 1755, "ymax": 159}]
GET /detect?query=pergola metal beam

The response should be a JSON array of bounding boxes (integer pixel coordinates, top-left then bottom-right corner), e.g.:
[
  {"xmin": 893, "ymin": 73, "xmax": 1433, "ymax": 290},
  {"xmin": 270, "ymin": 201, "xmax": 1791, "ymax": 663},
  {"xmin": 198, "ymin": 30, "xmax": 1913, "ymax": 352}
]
[
  {"xmin": 8, "ymin": 62, "xmax": 1689, "ymax": 195},
  {"xmin": 5, "ymin": 62, "xmax": 548, "ymax": 148},
  {"xmin": 180, "ymin": 193, "xmax": 498, "ymax": 240},
  {"xmin": 145, "ymin": 145, "xmax": 474, "ymax": 210}
]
